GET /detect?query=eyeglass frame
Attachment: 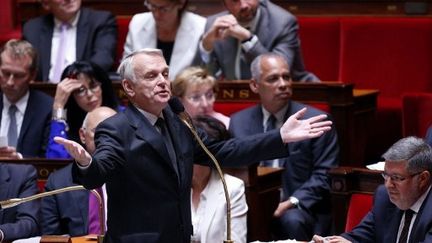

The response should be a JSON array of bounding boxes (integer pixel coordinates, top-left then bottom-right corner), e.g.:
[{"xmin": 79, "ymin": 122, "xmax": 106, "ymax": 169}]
[
  {"xmin": 144, "ymin": 0, "xmax": 177, "ymax": 13},
  {"xmin": 73, "ymin": 81, "xmax": 102, "ymax": 97},
  {"xmin": 381, "ymin": 171, "xmax": 424, "ymax": 183},
  {"xmin": 186, "ymin": 90, "xmax": 216, "ymax": 104}
]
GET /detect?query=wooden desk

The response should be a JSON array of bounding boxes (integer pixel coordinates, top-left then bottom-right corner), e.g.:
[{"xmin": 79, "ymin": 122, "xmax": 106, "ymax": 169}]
[{"xmin": 329, "ymin": 166, "xmax": 383, "ymax": 234}]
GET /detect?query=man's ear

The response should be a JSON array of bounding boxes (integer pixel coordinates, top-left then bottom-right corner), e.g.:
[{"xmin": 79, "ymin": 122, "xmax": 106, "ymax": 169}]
[
  {"xmin": 79, "ymin": 128, "xmax": 86, "ymax": 144},
  {"xmin": 249, "ymin": 79, "xmax": 259, "ymax": 94},
  {"xmin": 122, "ymin": 79, "xmax": 135, "ymax": 98}
]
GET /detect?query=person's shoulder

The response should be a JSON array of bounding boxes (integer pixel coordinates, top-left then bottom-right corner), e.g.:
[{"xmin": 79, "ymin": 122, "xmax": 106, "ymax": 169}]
[
  {"xmin": 80, "ymin": 7, "xmax": 114, "ymax": 18},
  {"xmin": 4, "ymin": 163, "xmax": 36, "ymax": 176},
  {"xmin": 129, "ymin": 12, "xmax": 153, "ymax": 26},
  {"xmin": 30, "ymin": 89, "xmax": 54, "ymax": 103},
  {"xmin": 230, "ymin": 105, "xmax": 259, "ymax": 120},
  {"xmin": 291, "ymin": 100, "xmax": 329, "ymax": 118},
  {"xmin": 23, "ymin": 14, "xmax": 51, "ymax": 32},
  {"xmin": 46, "ymin": 164, "xmax": 73, "ymax": 184},
  {"xmin": 206, "ymin": 10, "xmax": 230, "ymax": 22},
  {"xmin": 224, "ymin": 173, "xmax": 245, "ymax": 188},
  {"xmin": 183, "ymin": 11, "xmax": 206, "ymax": 22}
]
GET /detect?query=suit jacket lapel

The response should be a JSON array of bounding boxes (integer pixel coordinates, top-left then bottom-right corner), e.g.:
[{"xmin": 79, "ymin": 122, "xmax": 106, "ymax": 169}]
[
  {"xmin": 201, "ymin": 172, "xmax": 223, "ymax": 241},
  {"xmin": 409, "ymin": 189, "xmax": 432, "ymax": 243},
  {"xmin": 249, "ymin": 105, "xmax": 265, "ymax": 134},
  {"xmin": 125, "ymin": 106, "xmax": 174, "ymax": 171},
  {"xmin": 17, "ymin": 91, "xmax": 34, "ymax": 150},
  {"xmin": 40, "ymin": 16, "xmax": 54, "ymax": 81},
  {"xmin": 384, "ymin": 207, "xmax": 403, "ymax": 243},
  {"xmin": 76, "ymin": 9, "xmax": 89, "ymax": 60},
  {"xmin": 163, "ymin": 109, "xmax": 183, "ymax": 182}
]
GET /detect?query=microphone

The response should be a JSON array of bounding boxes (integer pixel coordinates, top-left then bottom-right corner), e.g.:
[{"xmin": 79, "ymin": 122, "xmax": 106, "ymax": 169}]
[
  {"xmin": 169, "ymin": 97, "xmax": 234, "ymax": 243},
  {"xmin": 0, "ymin": 185, "xmax": 105, "ymax": 243}
]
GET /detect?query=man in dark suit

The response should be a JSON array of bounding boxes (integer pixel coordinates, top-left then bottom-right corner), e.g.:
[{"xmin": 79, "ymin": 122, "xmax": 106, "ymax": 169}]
[
  {"xmin": 41, "ymin": 107, "xmax": 116, "ymax": 236},
  {"xmin": 229, "ymin": 53, "xmax": 339, "ymax": 240},
  {"xmin": 197, "ymin": 0, "xmax": 317, "ymax": 81},
  {"xmin": 56, "ymin": 48, "xmax": 332, "ymax": 243},
  {"xmin": 22, "ymin": 0, "xmax": 117, "ymax": 82},
  {"xmin": 313, "ymin": 136, "xmax": 432, "ymax": 243},
  {"xmin": 0, "ymin": 163, "xmax": 40, "ymax": 241},
  {"xmin": 0, "ymin": 39, "xmax": 53, "ymax": 158}
]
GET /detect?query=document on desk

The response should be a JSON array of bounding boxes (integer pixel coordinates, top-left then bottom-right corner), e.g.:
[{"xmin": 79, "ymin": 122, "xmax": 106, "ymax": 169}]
[
  {"xmin": 12, "ymin": 236, "xmax": 41, "ymax": 243},
  {"xmin": 250, "ymin": 240, "xmax": 298, "ymax": 243},
  {"xmin": 366, "ymin": 161, "xmax": 385, "ymax": 171}
]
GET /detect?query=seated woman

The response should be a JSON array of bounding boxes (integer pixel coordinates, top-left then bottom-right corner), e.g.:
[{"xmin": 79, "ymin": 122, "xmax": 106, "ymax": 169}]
[
  {"xmin": 46, "ymin": 61, "xmax": 120, "ymax": 158},
  {"xmin": 122, "ymin": 0, "xmax": 205, "ymax": 80},
  {"xmin": 172, "ymin": 66, "xmax": 229, "ymax": 127},
  {"xmin": 191, "ymin": 115, "xmax": 247, "ymax": 243}
]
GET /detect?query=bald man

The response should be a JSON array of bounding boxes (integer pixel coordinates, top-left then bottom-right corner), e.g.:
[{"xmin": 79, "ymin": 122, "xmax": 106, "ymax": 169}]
[{"xmin": 41, "ymin": 107, "xmax": 116, "ymax": 236}]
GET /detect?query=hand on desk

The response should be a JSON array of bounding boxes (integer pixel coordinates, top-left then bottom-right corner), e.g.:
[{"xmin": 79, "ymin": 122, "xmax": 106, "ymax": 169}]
[{"xmin": 311, "ymin": 235, "xmax": 352, "ymax": 243}]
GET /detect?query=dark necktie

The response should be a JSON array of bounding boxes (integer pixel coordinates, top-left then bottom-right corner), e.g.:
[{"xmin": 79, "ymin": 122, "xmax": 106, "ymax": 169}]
[
  {"xmin": 398, "ymin": 209, "xmax": 414, "ymax": 243},
  {"xmin": 8, "ymin": 105, "xmax": 17, "ymax": 147},
  {"xmin": 88, "ymin": 187, "xmax": 104, "ymax": 234},
  {"xmin": 155, "ymin": 118, "xmax": 178, "ymax": 173},
  {"xmin": 261, "ymin": 115, "xmax": 278, "ymax": 167}
]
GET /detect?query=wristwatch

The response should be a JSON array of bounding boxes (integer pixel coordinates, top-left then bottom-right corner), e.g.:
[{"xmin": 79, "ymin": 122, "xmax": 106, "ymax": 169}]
[{"xmin": 289, "ymin": 196, "xmax": 300, "ymax": 207}]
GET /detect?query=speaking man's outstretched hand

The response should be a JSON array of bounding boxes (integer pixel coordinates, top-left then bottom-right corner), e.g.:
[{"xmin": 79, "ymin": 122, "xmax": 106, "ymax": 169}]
[
  {"xmin": 280, "ymin": 108, "xmax": 332, "ymax": 143},
  {"xmin": 54, "ymin": 136, "xmax": 92, "ymax": 166}
]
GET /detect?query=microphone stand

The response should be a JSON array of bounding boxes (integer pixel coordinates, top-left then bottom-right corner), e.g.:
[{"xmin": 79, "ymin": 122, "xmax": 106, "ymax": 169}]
[
  {"xmin": 0, "ymin": 185, "xmax": 105, "ymax": 243},
  {"xmin": 177, "ymin": 113, "xmax": 234, "ymax": 243}
]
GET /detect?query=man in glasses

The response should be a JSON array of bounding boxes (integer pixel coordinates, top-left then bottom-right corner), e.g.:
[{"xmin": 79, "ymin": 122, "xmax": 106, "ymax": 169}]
[
  {"xmin": 22, "ymin": 0, "xmax": 117, "ymax": 82},
  {"xmin": 312, "ymin": 136, "xmax": 432, "ymax": 243},
  {"xmin": 0, "ymin": 39, "xmax": 53, "ymax": 158}
]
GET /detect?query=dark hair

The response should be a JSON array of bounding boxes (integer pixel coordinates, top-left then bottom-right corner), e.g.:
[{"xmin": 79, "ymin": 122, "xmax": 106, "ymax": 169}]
[
  {"xmin": 61, "ymin": 61, "xmax": 119, "ymax": 142},
  {"xmin": 192, "ymin": 115, "xmax": 231, "ymax": 143}
]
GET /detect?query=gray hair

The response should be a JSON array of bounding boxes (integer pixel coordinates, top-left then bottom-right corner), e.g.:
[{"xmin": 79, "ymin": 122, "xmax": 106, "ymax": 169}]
[
  {"xmin": 117, "ymin": 48, "xmax": 164, "ymax": 83},
  {"xmin": 382, "ymin": 136, "xmax": 432, "ymax": 174},
  {"xmin": 250, "ymin": 53, "xmax": 287, "ymax": 82}
]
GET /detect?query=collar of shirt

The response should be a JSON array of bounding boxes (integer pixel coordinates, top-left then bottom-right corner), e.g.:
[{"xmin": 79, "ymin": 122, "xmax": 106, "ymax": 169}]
[
  {"xmin": 3, "ymin": 91, "xmax": 29, "ymax": 115},
  {"xmin": 54, "ymin": 10, "xmax": 81, "ymax": 29},
  {"xmin": 261, "ymin": 103, "xmax": 289, "ymax": 129},
  {"xmin": 134, "ymin": 105, "xmax": 164, "ymax": 126},
  {"xmin": 239, "ymin": 7, "xmax": 261, "ymax": 33}
]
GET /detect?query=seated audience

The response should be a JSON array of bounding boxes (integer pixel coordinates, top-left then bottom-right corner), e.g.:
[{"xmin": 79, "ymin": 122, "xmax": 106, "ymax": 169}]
[
  {"xmin": 46, "ymin": 61, "xmax": 120, "ymax": 158},
  {"xmin": 123, "ymin": 0, "xmax": 205, "ymax": 80},
  {"xmin": 0, "ymin": 39, "xmax": 53, "ymax": 158},
  {"xmin": 0, "ymin": 163, "xmax": 39, "ymax": 241},
  {"xmin": 191, "ymin": 115, "xmax": 247, "ymax": 243},
  {"xmin": 172, "ymin": 66, "xmax": 229, "ymax": 127},
  {"xmin": 196, "ymin": 0, "xmax": 318, "ymax": 81},
  {"xmin": 229, "ymin": 53, "xmax": 338, "ymax": 241},
  {"xmin": 313, "ymin": 136, "xmax": 432, "ymax": 243},
  {"xmin": 23, "ymin": 0, "xmax": 117, "ymax": 82},
  {"xmin": 426, "ymin": 125, "xmax": 432, "ymax": 146},
  {"xmin": 42, "ymin": 107, "xmax": 117, "ymax": 236}
]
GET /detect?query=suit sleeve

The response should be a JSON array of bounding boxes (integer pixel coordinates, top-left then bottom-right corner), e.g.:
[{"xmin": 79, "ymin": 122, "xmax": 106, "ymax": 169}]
[
  {"xmin": 0, "ymin": 166, "xmax": 40, "ymax": 241},
  {"xmin": 290, "ymin": 122, "xmax": 339, "ymax": 210},
  {"xmin": 89, "ymin": 11, "xmax": 118, "ymax": 71},
  {"xmin": 41, "ymin": 174, "xmax": 63, "ymax": 235},
  {"xmin": 425, "ymin": 126, "xmax": 432, "ymax": 146}
]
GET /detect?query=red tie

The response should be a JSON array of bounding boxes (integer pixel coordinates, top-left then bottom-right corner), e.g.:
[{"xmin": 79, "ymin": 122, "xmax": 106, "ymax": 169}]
[{"xmin": 88, "ymin": 187, "xmax": 104, "ymax": 234}]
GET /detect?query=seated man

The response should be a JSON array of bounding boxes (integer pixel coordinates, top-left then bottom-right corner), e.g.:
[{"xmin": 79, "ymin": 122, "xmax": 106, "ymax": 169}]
[
  {"xmin": 229, "ymin": 53, "xmax": 339, "ymax": 241},
  {"xmin": 0, "ymin": 39, "xmax": 53, "ymax": 158},
  {"xmin": 197, "ymin": 0, "xmax": 318, "ymax": 81},
  {"xmin": 312, "ymin": 136, "xmax": 432, "ymax": 243},
  {"xmin": 41, "ymin": 107, "xmax": 116, "ymax": 236},
  {"xmin": 0, "ymin": 163, "xmax": 39, "ymax": 241},
  {"xmin": 22, "ymin": 0, "xmax": 117, "ymax": 82}
]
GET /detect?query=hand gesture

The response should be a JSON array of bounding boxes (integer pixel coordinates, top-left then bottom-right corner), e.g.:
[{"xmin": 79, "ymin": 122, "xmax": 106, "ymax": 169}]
[
  {"xmin": 54, "ymin": 136, "xmax": 92, "ymax": 166},
  {"xmin": 280, "ymin": 108, "xmax": 332, "ymax": 143},
  {"xmin": 53, "ymin": 77, "xmax": 83, "ymax": 110}
]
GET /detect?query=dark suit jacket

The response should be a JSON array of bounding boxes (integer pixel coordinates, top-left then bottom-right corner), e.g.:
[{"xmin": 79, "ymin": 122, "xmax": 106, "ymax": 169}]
[
  {"xmin": 41, "ymin": 164, "xmax": 89, "ymax": 236},
  {"xmin": 199, "ymin": 0, "xmax": 318, "ymax": 82},
  {"xmin": 425, "ymin": 126, "xmax": 432, "ymax": 146},
  {"xmin": 72, "ymin": 104, "xmax": 288, "ymax": 243},
  {"xmin": 342, "ymin": 185, "xmax": 432, "ymax": 243},
  {"xmin": 229, "ymin": 101, "xmax": 339, "ymax": 215},
  {"xmin": 0, "ymin": 163, "xmax": 39, "ymax": 241},
  {"xmin": 0, "ymin": 90, "xmax": 53, "ymax": 157},
  {"xmin": 22, "ymin": 7, "xmax": 117, "ymax": 81}
]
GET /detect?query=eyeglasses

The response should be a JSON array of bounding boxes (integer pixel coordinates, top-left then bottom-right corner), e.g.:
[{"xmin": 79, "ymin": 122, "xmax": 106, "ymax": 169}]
[
  {"xmin": 144, "ymin": 0, "xmax": 176, "ymax": 13},
  {"xmin": 74, "ymin": 81, "xmax": 102, "ymax": 97},
  {"xmin": 381, "ymin": 171, "xmax": 423, "ymax": 183},
  {"xmin": 186, "ymin": 90, "xmax": 215, "ymax": 104}
]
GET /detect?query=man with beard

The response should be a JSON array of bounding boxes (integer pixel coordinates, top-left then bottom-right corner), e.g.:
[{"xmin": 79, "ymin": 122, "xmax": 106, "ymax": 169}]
[
  {"xmin": 229, "ymin": 53, "xmax": 338, "ymax": 241},
  {"xmin": 312, "ymin": 136, "xmax": 432, "ymax": 243},
  {"xmin": 196, "ymin": 0, "xmax": 318, "ymax": 82}
]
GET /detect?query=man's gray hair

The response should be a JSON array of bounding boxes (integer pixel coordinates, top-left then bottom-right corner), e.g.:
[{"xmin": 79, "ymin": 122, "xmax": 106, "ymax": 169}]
[
  {"xmin": 250, "ymin": 53, "xmax": 287, "ymax": 82},
  {"xmin": 382, "ymin": 136, "xmax": 432, "ymax": 174},
  {"xmin": 117, "ymin": 48, "xmax": 164, "ymax": 83}
]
